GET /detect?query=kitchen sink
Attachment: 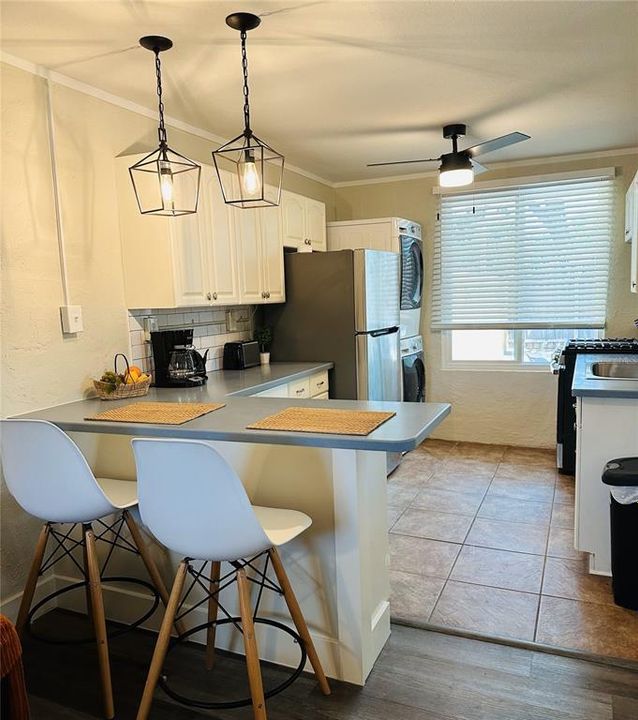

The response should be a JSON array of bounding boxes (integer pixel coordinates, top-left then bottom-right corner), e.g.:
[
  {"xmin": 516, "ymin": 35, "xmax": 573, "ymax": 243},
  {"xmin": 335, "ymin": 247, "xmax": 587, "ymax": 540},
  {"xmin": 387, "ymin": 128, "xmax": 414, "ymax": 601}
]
[{"xmin": 589, "ymin": 362, "xmax": 638, "ymax": 380}]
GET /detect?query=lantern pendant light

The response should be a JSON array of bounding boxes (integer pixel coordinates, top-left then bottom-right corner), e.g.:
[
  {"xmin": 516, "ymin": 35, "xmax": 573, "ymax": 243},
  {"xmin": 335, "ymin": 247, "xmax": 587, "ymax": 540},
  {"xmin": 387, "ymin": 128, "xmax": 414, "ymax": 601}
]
[
  {"xmin": 212, "ymin": 13, "xmax": 284, "ymax": 208},
  {"xmin": 129, "ymin": 36, "xmax": 201, "ymax": 216}
]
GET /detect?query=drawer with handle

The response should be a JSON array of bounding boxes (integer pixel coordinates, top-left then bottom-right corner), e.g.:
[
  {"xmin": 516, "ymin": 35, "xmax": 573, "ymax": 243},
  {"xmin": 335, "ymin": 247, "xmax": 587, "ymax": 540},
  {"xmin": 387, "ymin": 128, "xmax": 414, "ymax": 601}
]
[
  {"xmin": 288, "ymin": 378, "xmax": 310, "ymax": 399},
  {"xmin": 309, "ymin": 371, "xmax": 329, "ymax": 398}
]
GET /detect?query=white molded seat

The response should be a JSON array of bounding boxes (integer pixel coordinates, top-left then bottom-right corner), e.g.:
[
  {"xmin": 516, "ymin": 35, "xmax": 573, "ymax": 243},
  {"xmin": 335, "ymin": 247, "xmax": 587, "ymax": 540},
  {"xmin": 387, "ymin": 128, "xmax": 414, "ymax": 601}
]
[
  {"xmin": 1, "ymin": 419, "xmax": 136, "ymax": 523},
  {"xmin": 132, "ymin": 437, "xmax": 312, "ymax": 562},
  {"xmin": 252, "ymin": 506, "xmax": 312, "ymax": 547}
]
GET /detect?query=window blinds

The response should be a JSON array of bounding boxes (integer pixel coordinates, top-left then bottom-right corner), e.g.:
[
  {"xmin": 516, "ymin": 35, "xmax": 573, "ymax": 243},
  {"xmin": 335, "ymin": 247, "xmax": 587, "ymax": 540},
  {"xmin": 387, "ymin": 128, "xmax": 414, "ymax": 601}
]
[{"xmin": 431, "ymin": 173, "xmax": 615, "ymax": 330}]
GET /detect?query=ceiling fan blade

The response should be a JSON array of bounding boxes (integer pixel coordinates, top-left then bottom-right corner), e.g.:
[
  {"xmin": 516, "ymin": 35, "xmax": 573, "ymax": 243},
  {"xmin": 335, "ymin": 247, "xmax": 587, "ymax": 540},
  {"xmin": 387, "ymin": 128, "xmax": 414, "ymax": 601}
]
[
  {"xmin": 367, "ymin": 157, "xmax": 440, "ymax": 167},
  {"xmin": 471, "ymin": 158, "xmax": 489, "ymax": 175},
  {"xmin": 465, "ymin": 132, "xmax": 530, "ymax": 158}
]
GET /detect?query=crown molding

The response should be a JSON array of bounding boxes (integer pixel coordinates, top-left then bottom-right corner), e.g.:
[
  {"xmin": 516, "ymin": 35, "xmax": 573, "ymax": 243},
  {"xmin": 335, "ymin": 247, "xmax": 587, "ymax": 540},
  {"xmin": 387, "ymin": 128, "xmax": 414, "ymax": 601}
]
[
  {"xmin": 0, "ymin": 51, "xmax": 334, "ymax": 188},
  {"xmin": 3, "ymin": 51, "xmax": 637, "ymax": 191},
  {"xmin": 333, "ymin": 146, "xmax": 638, "ymax": 188}
]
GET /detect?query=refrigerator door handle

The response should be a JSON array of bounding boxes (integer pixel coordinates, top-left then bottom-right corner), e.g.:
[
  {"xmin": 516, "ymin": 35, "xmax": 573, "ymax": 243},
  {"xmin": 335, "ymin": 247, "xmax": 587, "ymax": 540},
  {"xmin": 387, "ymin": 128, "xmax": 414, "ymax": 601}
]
[{"xmin": 369, "ymin": 326, "xmax": 400, "ymax": 337}]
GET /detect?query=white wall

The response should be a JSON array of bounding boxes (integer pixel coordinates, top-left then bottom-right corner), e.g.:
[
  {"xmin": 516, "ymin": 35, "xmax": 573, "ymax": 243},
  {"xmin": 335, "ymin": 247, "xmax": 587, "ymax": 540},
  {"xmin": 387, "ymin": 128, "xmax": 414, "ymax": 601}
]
[{"xmin": 334, "ymin": 152, "xmax": 638, "ymax": 447}]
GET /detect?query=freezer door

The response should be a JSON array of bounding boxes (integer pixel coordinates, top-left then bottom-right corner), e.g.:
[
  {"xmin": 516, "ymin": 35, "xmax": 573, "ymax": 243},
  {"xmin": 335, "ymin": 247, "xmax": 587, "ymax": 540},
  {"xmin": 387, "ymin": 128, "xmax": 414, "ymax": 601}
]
[
  {"xmin": 353, "ymin": 250, "xmax": 400, "ymax": 332},
  {"xmin": 356, "ymin": 329, "xmax": 402, "ymax": 401}
]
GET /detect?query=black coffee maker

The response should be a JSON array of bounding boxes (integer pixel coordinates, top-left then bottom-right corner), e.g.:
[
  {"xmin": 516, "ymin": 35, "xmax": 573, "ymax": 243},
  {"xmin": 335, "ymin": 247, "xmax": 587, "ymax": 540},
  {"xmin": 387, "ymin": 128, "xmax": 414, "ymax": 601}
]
[{"xmin": 150, "ymin": 329, "xmax": 208, "ymax": 388}]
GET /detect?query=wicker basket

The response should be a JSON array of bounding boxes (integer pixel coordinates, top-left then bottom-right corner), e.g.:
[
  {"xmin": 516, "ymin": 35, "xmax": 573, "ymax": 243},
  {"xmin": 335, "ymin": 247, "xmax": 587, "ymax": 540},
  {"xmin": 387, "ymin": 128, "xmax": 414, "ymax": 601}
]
[{"xmin": 93, "ymin": 353, "xmax": 152, "ymax": 400}]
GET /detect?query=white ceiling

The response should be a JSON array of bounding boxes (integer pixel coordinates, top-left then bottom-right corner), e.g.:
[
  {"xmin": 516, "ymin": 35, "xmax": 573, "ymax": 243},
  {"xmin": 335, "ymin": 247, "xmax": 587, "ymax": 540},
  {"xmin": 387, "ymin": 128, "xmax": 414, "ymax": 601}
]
[{"xmin": 2, "ymin": 1, "xmax": 637, "ymax": 183}]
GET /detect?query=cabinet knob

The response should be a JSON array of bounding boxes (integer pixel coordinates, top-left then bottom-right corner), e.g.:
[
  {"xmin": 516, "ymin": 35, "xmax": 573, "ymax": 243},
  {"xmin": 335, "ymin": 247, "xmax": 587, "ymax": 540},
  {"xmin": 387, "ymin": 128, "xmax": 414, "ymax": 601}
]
[
  {"xmin": 212, "ymin": 292, "xmax": 218, "ymax": 300},
  {"xmin": 266, "ymin": 291, "xmax": 271, "ymax": 298},
  {"xmin": 206, "ymin": 292, "xmax": 212, "ymax": 301},
  {"xmin": 304, "ymin": 238, "xmax": 311, "ymax": 245},
  {"xmin": 261, "ymin": 291, "xmax": 266, "ymax": 299}
]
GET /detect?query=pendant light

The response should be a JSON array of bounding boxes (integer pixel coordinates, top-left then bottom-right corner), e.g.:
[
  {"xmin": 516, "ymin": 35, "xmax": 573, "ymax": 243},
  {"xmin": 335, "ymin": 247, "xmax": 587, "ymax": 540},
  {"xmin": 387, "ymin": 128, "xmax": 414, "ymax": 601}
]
[
  {"xmin": 212, "ymin": 13, "xmax": 284, "ymax": 208},
  {"xmin": 129, "ymin": 36, "xmax": 201, "ymax": 216}
]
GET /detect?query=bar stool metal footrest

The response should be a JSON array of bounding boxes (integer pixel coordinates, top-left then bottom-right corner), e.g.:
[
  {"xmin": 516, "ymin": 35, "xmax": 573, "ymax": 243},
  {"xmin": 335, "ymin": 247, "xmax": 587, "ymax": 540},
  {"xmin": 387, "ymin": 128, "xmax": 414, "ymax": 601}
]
[
  {"xmin": 157, "ymin": 552, "xmax": 307, "ymax": 710},
  {"xmin": 25, "ymin": 517, "xmax": 160, "ymax": 645},
  {"xmin": 159, "ymin": 617, "xmax": 307, "ymax": 709}
]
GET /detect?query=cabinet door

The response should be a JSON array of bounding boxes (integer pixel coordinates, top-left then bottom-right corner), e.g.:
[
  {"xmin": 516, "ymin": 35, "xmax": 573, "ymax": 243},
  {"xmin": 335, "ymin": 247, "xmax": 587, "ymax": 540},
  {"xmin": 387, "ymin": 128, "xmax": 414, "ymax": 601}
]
[
  {"xmin": 235, "ymin": 206, "xmax": 264, "ymax": 303},
  {"xmin": 306, "ymin": 198, "xmax": 326, "ymax": 251},
  {"xmin": 281, "ymin": 191, "xmax": 306, "ymax": 249},
  {"xmin": 170, "ymin": 169, "xmax": 211, "ymax": 307},
  {"xmin": 203, "ymin": 168, "xmax": 239, "ymax": 305},
  {"xmin": 260, "ymin": 206, "xmax": 285, "ymax": 303}
]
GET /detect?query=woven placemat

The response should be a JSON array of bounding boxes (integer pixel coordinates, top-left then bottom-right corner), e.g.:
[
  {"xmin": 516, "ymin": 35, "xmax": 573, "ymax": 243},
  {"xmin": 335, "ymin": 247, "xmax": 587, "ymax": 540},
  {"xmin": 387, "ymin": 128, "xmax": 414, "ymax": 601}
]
[
  {"xmin": 247, "ymin": 406, "xmax": 396, "ymax": 436},
  {"xmin": 85, "ymin": 401, "xmax": 225, "ymax": 426}
]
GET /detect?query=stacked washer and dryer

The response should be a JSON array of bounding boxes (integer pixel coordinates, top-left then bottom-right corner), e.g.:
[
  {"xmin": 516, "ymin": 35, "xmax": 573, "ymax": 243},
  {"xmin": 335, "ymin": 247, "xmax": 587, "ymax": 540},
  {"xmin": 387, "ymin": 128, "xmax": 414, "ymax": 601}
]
[{"xmin": 327, "ymin": 217, "xmax": 425, "ymax": 403}]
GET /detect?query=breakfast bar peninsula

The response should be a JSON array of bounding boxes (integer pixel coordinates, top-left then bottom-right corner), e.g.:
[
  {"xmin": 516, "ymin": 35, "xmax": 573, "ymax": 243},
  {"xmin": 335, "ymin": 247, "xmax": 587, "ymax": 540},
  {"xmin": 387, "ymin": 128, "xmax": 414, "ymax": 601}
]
[{"xmin": 16, "ymin": 383, "xmax": 450, "ymax": 686}]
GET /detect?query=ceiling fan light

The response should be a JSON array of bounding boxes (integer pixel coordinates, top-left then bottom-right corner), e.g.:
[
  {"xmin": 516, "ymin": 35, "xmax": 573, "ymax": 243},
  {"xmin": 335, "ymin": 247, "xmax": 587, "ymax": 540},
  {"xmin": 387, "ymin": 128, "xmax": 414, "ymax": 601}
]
[
  {"xmin": 439, "ymin": 151, "xmax": 474, "ymax": 188},
  {"xmin": 439, "ymin": 167, "xmax": 474, "ymax": 187}
]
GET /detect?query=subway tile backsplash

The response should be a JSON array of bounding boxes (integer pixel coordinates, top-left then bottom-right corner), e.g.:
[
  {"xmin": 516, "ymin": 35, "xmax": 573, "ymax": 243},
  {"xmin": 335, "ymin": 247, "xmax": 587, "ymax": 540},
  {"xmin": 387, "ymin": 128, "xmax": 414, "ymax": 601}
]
[{"xmin": 128, "ymin": 306, "xmax": 254, "ymax": 376}]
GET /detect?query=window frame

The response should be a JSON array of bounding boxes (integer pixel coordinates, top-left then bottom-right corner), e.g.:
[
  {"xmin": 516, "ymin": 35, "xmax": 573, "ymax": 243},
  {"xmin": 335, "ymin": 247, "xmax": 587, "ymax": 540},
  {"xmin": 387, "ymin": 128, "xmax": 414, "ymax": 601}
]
[{"xmin": 442, "ymin": 328, "xmax": 602, "ymax": 372}]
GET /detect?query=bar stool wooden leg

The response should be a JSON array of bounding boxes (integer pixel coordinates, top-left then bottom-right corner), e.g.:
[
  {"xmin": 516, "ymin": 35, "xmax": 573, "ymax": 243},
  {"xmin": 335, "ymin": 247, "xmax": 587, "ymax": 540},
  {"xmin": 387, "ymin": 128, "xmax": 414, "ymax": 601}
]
[
  {"xmin": 123, "ymin": 510, "xmax": 186, "ymax": 637},
  {"xmin": 205, "ymin": 561, "xmax": 221, "ymax": 670},
  {"xmin": 237, "ymin": 568, "xmax": 267, "ymax": 720},
  {"xmin": 268, "ymin": 548, "xmax": 331, "ymax": 695},
  {"xmin": 84, "ymin": 527, "xmax": 115, "ymax": 720},
  {"xmin": 82, "ymin": 523, "xmax": 94, "ymax": 626},
  {"xmin": 136, "ymin": 560, "xmax": 188, "ymax": 720},
  {"xmin": 16, "ymin": 523, "xmax": 50, "ymax": 638}
]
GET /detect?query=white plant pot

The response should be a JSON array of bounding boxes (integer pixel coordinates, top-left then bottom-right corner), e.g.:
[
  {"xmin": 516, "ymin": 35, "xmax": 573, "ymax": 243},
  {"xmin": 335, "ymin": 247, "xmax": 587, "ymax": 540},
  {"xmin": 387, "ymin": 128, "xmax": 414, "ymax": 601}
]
[{"xmin": 260, "ymin": 352, "xmax": 270, "ymax": 366}]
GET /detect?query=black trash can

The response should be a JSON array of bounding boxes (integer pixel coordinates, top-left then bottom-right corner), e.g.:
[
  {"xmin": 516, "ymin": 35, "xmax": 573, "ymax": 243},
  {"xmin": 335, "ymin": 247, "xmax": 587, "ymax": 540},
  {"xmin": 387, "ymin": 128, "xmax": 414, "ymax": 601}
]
[{"xmin": 602, "ymin": 457, "xmax": 638, "ymax": 610}]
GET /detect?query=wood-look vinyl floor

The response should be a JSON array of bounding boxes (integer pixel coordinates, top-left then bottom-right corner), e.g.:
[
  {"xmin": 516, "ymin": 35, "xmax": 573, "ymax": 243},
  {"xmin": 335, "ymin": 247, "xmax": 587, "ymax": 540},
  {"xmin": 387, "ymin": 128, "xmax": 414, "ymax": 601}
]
[{"xmin": 22, "ymin": 610, "xmax": 638, "ymax": 720}]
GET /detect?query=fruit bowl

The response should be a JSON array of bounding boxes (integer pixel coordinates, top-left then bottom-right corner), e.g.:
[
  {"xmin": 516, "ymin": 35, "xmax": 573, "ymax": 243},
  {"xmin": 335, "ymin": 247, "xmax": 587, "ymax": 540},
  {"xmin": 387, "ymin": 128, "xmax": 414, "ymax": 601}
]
[{"xmin": 93, "ymin": 353, "xmax": 152, "ymax": 400}]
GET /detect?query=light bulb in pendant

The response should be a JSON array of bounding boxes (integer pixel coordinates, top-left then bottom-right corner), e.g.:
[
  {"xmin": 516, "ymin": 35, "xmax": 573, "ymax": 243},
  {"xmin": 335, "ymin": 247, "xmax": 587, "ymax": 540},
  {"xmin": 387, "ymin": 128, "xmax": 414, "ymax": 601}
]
[
  {"xmin": 159, "ymin": 160, "xmax": 174, "ymax": 205},
  {"xmin": 240, "ymin": 152, "xmax": 261, "ymax": 196}
]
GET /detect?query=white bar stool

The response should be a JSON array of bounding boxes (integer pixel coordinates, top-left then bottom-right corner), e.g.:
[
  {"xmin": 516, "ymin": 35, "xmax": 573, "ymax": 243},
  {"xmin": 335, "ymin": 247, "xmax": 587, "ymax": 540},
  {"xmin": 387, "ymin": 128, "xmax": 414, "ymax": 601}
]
[
  {"xmin": 132, "ymin": 437, "xmax": 331, "ymax": 720},
  {"xmin": 1, "ymin": 419, "xmax": 180, "ymax": 720}
]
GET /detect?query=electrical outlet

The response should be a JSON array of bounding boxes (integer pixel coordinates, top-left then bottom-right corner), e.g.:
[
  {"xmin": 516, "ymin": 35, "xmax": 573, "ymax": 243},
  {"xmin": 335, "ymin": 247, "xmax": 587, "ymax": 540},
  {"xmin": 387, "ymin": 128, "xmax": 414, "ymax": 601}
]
[
  {"xmin": 142, "ymin": 316, "xmax": 158, "ymax": 342},
  {"xmin": 60, "ymin": 305, "xmax": 83, "ymax": 334}
]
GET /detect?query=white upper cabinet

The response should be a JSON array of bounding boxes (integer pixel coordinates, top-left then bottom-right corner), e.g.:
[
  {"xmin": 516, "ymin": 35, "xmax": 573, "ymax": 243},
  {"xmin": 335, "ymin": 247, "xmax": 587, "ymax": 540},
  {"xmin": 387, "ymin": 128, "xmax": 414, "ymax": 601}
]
[
  {"xmin": 235, "ymin": 206, "xmax": 264, "ymax": 304},
  {"xmin": 116, "ymin": 156, "xmax": 320, "ymax": 307},
  {"xmin": 281, "ymin": 190, "xmax": 326, "ymax": 251},
  {"xmin": 260, "ymin": 204, "xmax": 285, "ymax": 302},
  {"xmin": 200, "ymin": 166, "xmax": 239, "ymax": 305},
  {"xmin": 235, "ymin": 195, "xmax": 285, "ymax": 304}
]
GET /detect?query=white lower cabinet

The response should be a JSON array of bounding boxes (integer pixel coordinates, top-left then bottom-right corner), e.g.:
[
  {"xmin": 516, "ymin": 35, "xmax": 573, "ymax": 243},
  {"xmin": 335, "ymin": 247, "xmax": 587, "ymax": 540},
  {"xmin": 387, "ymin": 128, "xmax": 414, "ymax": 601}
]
[
  {"xmin": 575, "ymin": 395, "xmax": 638, "ymax": 574},
  {"xmin": 252, "ymin": 371, "xmax": 330, "ymax": 400}
]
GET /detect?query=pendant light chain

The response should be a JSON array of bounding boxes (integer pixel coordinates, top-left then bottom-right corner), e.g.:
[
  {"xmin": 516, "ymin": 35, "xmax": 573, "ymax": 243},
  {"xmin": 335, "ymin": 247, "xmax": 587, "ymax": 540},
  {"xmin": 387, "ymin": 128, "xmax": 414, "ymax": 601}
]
[
  {"xmin": 155, "ymin": 50, "xmax": 167, "ymax": 147},
  {"xmin": 241, "ymin": 30, "xmax": 252, "ymax": 137}
]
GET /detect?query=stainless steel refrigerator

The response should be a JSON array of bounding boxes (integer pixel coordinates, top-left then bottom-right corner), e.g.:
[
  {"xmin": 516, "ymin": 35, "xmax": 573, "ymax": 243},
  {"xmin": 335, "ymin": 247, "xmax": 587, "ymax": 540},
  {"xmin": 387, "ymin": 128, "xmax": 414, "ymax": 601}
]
[{"xmin": 266, "ymin": 249, "xmax": 402, "ymax": 402}]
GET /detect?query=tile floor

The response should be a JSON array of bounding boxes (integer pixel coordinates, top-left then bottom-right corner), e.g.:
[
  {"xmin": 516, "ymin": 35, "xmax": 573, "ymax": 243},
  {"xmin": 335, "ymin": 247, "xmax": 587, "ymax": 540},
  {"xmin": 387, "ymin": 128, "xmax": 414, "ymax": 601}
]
[{"xmin": 388, "ymin": 439, "xmax": 638, "ymax": 662}]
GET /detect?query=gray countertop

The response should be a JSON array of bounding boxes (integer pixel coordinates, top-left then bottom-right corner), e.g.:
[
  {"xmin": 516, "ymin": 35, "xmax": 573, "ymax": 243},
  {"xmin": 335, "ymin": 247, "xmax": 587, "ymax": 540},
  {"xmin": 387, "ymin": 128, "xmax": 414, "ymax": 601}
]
[
  {"xmin": 572, "ymin": 353, "xmax": 638, "ymax": 399},
  {"xmin": 13, "ymin": 362, "xmax": 451, "ymax": 452},
  {"xmin": 204, "ymin": 362, "xmax": 334, "ymax": 397}
]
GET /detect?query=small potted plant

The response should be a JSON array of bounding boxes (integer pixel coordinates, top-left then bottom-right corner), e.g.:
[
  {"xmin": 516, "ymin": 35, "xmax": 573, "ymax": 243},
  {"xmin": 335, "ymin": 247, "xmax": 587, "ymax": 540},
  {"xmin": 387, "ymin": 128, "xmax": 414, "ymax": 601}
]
[{"xmin": 255, "ymin": 326, "xmax": 273, "ymax": 366}]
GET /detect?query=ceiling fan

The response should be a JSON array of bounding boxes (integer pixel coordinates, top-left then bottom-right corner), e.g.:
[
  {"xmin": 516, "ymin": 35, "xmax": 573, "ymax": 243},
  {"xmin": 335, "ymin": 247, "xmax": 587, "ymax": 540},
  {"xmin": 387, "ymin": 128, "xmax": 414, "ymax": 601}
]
[{"xmin": 367, "ymin": 124, "xmax": 531, "ymax": 187}]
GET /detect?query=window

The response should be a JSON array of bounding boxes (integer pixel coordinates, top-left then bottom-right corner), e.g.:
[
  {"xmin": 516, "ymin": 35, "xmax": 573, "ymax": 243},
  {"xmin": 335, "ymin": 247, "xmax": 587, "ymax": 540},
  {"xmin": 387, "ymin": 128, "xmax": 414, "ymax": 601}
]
[
  {"xmin": 432, "ymin": 170, "xmax": 614, "ymax": 366},
  {"xmin": 432, "ymin": 170, "xmax": 615, "ymax": 331},
  {"xmin": 447, "ymin": 328, "xmax": 601, "ymax": 367}
]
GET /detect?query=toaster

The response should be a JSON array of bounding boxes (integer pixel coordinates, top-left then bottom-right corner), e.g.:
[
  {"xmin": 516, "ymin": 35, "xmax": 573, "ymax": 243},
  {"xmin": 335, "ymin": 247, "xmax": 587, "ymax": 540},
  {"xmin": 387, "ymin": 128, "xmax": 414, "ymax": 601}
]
[{"xmin": 223, "ymin": 340, "xmax": 260, "ymax": 370}]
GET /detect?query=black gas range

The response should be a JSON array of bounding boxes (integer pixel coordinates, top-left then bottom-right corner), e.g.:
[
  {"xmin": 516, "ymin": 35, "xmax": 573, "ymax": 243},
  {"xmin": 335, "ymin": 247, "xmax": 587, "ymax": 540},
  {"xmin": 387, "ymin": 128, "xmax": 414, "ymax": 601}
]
[{"xmin": 552, "ymin": 337, "xmax": 638, "ymax": 474}]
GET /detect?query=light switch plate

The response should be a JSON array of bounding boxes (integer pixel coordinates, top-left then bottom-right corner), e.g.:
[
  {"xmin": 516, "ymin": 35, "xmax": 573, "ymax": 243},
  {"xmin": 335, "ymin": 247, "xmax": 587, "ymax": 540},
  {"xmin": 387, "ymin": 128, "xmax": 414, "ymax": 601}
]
[{"xmin": 60, "ymin": 305, "xmax": 83, "ymax": 333}]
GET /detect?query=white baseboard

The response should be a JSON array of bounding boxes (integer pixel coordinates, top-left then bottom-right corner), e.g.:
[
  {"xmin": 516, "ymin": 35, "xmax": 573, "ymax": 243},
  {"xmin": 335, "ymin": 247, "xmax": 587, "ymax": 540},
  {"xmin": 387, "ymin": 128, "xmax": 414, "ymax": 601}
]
[
  {"xmin": 53, "ymin": 573, "xmax": 344, "ymax": 681},
  {"xmin": 0, "ymin": 574, "xmax": 57, "ymax": 623}
]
